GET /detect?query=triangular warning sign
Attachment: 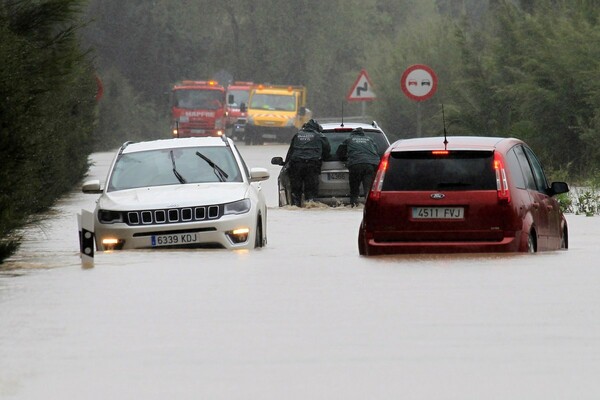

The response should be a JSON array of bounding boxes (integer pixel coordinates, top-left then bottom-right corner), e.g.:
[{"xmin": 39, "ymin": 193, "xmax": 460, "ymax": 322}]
[{"xmin": 347, "ymin": 69, "xmax": 376, "ymax": 102}]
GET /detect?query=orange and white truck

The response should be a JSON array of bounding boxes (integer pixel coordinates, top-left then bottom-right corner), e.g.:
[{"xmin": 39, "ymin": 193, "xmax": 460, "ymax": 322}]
[
  {"xmin": 170, "ymin": 80, "xmax": 227, "ymax": 137},
  {"xmin": 242, "ymin": 84, "xmax": 311, "ymax": 145}
]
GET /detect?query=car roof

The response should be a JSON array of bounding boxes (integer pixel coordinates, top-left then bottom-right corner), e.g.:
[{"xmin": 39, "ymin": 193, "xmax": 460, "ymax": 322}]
[
  {"xmin": 320, "ymin": 121, "xmax": 384, "ymax": 133},
  {"xmin": 120, "ymin": 137, "xmax": 230, "ymax": 154},
  {"xmin": 388, "ymin": 136, "xmax": 523, "ymax": 152}
]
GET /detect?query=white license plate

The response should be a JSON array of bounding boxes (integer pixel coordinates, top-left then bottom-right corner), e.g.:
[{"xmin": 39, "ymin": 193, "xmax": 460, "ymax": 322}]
[
  {"xmin": 191, "ymin": 129, "xmax": 206, "ymax": 134},
  {"xmin": 412, "ymin": 207, "xmax": 464, "ymax": 219},
  {"xmin": 151, "ymin": 233, "xmax": 200, "ymax": 247},
  {"xmin": 327, "ymin": 172, "xmax": 347, "ymax": 180}
]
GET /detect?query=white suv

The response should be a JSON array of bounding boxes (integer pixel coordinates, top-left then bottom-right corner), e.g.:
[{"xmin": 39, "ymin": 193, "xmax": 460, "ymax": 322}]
[{"xmin": 82, "ymin": 136, "xmax": 269, "ymax": 250}]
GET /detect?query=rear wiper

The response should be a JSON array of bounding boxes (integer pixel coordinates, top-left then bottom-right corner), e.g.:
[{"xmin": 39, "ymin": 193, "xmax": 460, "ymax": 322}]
[
  {"xmin": 196, "ymin": 151, "xmax": 229, "ymax": 182},
  {"xmin": 437, "ymin": 182, "xmax": 471, "ymax": 188},
  {"xmin": 170, "ymin": 150, "xmax": 187, "ymax": 184}
]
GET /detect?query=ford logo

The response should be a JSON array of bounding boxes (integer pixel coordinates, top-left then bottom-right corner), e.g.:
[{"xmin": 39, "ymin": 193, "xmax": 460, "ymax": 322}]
[{"xmin": 430, "ymin": 193, "xmax": 445, "ymax": 200}]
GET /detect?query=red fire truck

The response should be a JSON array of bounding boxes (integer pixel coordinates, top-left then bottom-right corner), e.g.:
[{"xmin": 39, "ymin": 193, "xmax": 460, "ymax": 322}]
[
  {"xmin": 225, "ymin": 81, "xmax": 254, "ymax": 139},
  {"xmin": 171, "ymin": 80, "xmax": 227, "ymax": 137}
]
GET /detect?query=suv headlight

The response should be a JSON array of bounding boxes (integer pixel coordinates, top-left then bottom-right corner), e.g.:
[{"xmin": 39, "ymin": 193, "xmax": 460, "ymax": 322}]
[
  {"xmin": 224, "ymin": 199, "xmax": 251, "ymax": 215},
  {"xmin": 98, "ymin": 209, "xmax": 123, "ymax": 223}
]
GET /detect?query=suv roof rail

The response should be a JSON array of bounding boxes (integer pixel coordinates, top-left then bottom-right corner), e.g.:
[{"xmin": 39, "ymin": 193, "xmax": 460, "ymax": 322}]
[
  {"xmin": 118, "ymin": 141, "xmax": 135, "ymax": 155},
  {"xmin": 220, "ymin": 134, "xmax": 231, "ymax": 147}
]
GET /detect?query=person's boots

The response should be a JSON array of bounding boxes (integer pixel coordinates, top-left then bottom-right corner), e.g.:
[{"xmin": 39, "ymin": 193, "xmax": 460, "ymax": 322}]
[{"xmin": 291, "ymin": 194, "xmax": 302, "ymax": 207}]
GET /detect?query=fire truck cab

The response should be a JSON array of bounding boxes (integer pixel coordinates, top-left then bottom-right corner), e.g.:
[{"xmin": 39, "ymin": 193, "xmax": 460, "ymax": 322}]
[{"xmin": 171, "ymin": 80, "xmax": 227, "ymax": 137}]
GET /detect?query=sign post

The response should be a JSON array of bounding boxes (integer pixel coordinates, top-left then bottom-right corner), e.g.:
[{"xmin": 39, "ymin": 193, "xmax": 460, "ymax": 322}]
[
  {"xmin": 347, "ymin": 69, "xmax": 376, "ymax": 119},
  {"xmin": 400, "ymin": 64, "xmax": 438, "ymax": 137}
]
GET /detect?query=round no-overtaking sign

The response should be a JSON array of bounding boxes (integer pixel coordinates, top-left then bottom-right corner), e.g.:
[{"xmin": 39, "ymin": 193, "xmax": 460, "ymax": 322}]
[{"xmin": 400, "ymin": 64, "xmax": 438, "ymax": 102}]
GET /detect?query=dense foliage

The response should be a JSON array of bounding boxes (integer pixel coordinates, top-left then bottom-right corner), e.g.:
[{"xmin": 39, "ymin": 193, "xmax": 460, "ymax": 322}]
[{"xmin": 0, "ymin": 0, "xmax": 96, "ymax": 261}]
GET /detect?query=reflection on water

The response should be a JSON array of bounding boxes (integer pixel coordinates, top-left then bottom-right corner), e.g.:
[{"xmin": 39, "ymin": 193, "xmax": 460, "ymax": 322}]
[
  {"xmin": 0, "ymin": 143, "xmax": 598, "ymax": 400},
  {"xmin": 371, "ymin": 252, "xmax": 526, "ymax": 263}
]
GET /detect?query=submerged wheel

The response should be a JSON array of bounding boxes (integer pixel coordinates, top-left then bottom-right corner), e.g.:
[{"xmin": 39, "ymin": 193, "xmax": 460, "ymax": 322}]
[
  {"xmin": 527, "ymin": 231, "xmax": 537, "ymax": 253},
  {"xmin": 254, "ymin": 217, "xmax": 264, "ymax": 248},
  {"xmin": 358, "ymin": 227, "xmax": 366, "ymax": 255},
  {"xmin": 560, "ymin": 227, "xmax": 568, "ymax": 249}
]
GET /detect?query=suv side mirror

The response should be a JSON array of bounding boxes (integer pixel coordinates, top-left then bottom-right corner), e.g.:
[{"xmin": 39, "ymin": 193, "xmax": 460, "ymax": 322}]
[
  {"xmin": 549, "ymin": 181, "xmax": 569, "ymax": 196},
  {"xmin": 228, "ymin": 94, "xmax": 234, "ymax": 104},
  {"xmin": 250, "ymin": 167, "xmax": 270, "ymax": 182},
  {"xmin": 299, "ymin": 106, "xmax": 306, "ymax": 116},
  {"xmin": 82, "ymin": 179, "xmax": 103, "ymax": 194},
  {"xmin": 240, "ymin": 102, "xmax": 247, "ymax": 113},
  {"xmin": 271, "ymin": 156, "xmax": 284, "ymax": 166}
]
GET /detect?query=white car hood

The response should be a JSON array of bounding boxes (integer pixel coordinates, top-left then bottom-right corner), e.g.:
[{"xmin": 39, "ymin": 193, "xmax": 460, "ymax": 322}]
[{"xmin": 98, "ymin": 183, "xmax": 249, "ymax": 211}]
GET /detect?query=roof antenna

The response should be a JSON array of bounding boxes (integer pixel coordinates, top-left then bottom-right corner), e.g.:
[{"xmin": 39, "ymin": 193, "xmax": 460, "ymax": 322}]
[
  {"xmin": 341, "ymin": 101, "xmax": 344, "ymax": 127},
  {"xmin": 442, "ymin": 104, "xmax": 449, "ymax": 150}
]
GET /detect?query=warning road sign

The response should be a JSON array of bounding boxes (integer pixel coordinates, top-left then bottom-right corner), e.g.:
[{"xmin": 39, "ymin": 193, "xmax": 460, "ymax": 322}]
[{"xmin": 347, "ymin": 69, "xmax": 376, "ymax": 102}]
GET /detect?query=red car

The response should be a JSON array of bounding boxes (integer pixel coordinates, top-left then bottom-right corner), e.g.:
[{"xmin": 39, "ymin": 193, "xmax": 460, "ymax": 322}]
[{"xmin": 358, "ymin": 136, "xmax": 570, "ymax": 255}]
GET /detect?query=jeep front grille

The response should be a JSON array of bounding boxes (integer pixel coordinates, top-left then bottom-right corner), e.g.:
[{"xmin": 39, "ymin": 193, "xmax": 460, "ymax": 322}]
[{"xmin": 124, "ymin": 205, "xmax": 222, "ymax": 226}]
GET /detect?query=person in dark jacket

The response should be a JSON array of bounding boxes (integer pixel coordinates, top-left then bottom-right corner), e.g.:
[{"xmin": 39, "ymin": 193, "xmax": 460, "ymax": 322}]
[
  {"xmin": 284, "ymin": 119, "xmax": 331, "ymax": 207},
  {"xmin": 336, "ymin": 127, "xmax": 381, "ymax": 206}
]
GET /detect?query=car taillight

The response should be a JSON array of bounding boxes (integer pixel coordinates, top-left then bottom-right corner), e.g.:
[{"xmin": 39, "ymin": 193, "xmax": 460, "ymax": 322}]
[
  {"xmin": 368, "ymin": 153, "xmax": 390, "ymax": 202},
  {"xmin": 494, "ymin": 152, "xmax": 511, "ymax": 204}
]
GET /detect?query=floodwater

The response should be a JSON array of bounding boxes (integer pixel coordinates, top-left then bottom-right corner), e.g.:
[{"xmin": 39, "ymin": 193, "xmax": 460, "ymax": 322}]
[{"xmin": 1, "ymin": 144, "xmax": 599, "ymax": 399}]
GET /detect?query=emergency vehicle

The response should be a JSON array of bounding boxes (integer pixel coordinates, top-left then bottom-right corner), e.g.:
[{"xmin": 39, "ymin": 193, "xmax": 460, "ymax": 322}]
[
  {"xmin": 171, "ymin": 80, "xmax": 227, "ymax": 137},
  {"xmin": 225, "ymin": 81, "xmax": 254, "ymax": 139},
  {"xmin": 243, "ymin": 84, "xmax": 311, "ymax": 145}
]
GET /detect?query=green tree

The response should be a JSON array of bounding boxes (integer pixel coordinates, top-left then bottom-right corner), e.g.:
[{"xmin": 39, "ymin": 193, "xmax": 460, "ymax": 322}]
[{"xmin": 0, "ymin": 0, "xmax": 96, "ymax": 263}]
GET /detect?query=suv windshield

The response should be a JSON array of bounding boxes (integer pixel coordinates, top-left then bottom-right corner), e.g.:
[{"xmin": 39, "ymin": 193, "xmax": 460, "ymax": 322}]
[
  {"xmin": 382, "ymin": 150, "xmax": 496, "ymax": 191},
  {"xmin": 108, "ymin": 146, "xmax": 242, "ymax": 191},
  {"xmin": 324, "ymin": 129, "xmax": 389, "ymax": 161}
]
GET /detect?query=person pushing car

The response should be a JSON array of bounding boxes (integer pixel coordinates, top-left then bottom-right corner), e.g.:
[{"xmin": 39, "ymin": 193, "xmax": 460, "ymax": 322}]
[
  {"xmin": 284, "ymin": 119, "xmax": 331, "ymax": 207},
  {"xmin": 336, "ymin": 127, "xmax": 381, "ymax": 207}
]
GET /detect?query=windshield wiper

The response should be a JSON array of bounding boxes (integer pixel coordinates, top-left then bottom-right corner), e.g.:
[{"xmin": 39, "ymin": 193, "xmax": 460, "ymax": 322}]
[
  {"xmin": 170, "ymin": 150, "xmax": 187, "ymax": 184},
  {"xmin": 196, "ymin": 151, "xmax": 229, "ymax": 182},
  {"xmin": 437, "ymin": 182, "xmax": 471, "ymax": 188}
]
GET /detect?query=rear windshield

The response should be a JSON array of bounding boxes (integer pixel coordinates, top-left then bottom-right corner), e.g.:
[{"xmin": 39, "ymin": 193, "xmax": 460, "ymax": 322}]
[
  {"xmin": 382, "ymin": 150, "xmax": 496, "ymax": 191},
  {"xmin": 324, "ymin": 130, "xmax": 389, "ymax": 161}
]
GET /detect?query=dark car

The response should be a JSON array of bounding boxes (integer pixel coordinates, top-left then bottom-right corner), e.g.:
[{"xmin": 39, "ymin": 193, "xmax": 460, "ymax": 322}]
[
  {"xmin": 358, "ymin": 136, "xmax": 570, "ymax": 255},
  {"xmin": 271, "ymin": 122, "xmax": 390, "ymax": 206}
]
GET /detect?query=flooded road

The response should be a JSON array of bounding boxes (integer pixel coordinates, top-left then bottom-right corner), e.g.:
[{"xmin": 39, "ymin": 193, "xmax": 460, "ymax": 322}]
[{"xmin": 1, "ymin": 144, "xmax": 600, "ymax": 399}]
